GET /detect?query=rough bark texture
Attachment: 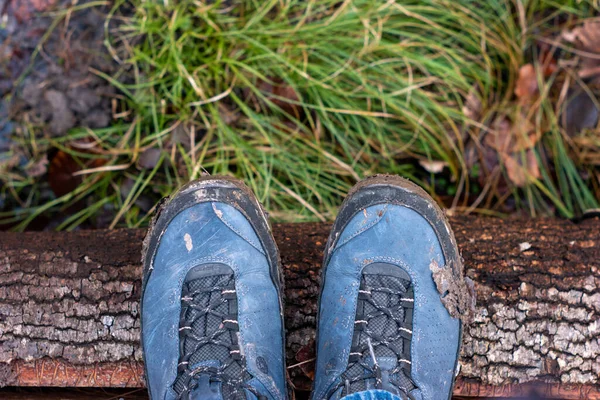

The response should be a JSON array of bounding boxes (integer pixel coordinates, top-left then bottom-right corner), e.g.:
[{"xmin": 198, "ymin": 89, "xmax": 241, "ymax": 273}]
[{"xmin": 1, "ymin": 217, "xmax": 599, "ymax": 399}]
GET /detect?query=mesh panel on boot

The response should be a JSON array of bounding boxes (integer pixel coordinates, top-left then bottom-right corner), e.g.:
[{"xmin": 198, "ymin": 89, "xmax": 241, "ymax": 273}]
[
  {"xmin": 172, "ymin": 274, "xmax": 248, "ymax": 400},
  {"xmin": 338, "ymin": 272, "xmax": 415, "ymax": 398}
]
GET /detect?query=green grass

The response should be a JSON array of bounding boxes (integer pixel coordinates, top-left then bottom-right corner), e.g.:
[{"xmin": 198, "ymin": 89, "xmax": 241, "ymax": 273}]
[{"xmin": 1, "ymin": 0, "xmax": 599, "ymax": 229}]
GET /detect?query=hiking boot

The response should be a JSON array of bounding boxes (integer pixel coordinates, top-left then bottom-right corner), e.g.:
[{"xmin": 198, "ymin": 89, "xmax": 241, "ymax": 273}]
[
  {"xmin": 141, "ymin": 176, "xmax": 287, "ymax": 400},
  {"xmin": 313, "ymin": 175, "xmax": 470, "ymax": 400}
]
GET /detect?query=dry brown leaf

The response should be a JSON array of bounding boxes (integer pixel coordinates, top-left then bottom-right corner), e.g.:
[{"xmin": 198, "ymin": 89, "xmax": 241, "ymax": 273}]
[
  {"xmin": 49, "ymin": 150, "xmax": 84, "ymax": 197},
  {"xmin": 485, "ymin": 116, "xmax": 513, "ymax": 153},
  {"xmin": 539, "ymin": 45, "xmax": 558, "ymax": 78},
  {"xmin": 511, "ymin": 112, "xmax": 540, "ymax": 152},
  {"xmin": 486, "ymin": 114, "xmax": 539, "ymax": 154},
  {"xmin": 515, "ymin": 64, "xmax": 539, "ymax": 103},
  {"xmin": 562, "ymin": 19, "xmax": 600, "ymax": 83},
  {"xmin": 482, "ymin": 115, "xmax": 542, "ymax": 188},
  {"xmin": 462, "ymin": 86, "xmax": 482, "ymax": 121},
  {"xmin": 502, "ymin": 149, "xmax": 540, "ymax": 187},
  {"xmin": 255, "ymin": 78, "xmax": 301, "ymax": 116},
  {"xmin": 49, "ymin": 145, "xmax": 106, "ymax": 197}
]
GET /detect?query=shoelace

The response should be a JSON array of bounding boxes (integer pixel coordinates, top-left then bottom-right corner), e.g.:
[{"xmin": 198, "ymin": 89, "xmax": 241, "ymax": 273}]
[
  {"xmin": 176, "ymin": 276, "xmax": 267, "ymax": 400},
  {"xmin": 330, "ymin": 280, "xmax": 417, "ymax": 400}
]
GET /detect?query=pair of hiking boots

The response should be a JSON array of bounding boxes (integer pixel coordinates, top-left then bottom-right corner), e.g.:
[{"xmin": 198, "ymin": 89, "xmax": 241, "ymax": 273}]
[{"xmin": 141, "ymin": 175, "xmax": 467, "ymax": 400}]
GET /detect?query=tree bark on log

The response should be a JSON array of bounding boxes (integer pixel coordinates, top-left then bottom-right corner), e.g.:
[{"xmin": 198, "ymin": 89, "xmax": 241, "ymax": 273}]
[{"xmin": 1, "ymin": 217, "xmax": 599, "ymax": 399}]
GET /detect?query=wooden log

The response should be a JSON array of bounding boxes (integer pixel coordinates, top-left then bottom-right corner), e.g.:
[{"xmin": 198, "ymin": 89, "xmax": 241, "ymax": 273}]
[{"xmin": 1, "ymin": 217, "xmax": 599, "ymax": 399}]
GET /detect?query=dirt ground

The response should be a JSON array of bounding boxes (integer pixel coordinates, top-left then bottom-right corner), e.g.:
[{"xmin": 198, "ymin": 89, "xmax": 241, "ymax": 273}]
[
  {"xmin": 1, "ymin": 0, "xmax": 117, "ymax": 137},
  {"xmin": 1, "ymin": 0, "xmax": 124, "ymax": 230}
]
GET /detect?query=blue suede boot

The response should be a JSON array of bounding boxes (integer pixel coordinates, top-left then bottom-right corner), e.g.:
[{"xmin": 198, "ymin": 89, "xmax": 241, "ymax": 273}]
[
  {"xmin": 312, "ymin": 175, "xmax": 473, "ymax": 400},
  {"xmin": 141, "ymin": 176, "xmax": 287, "ymax": 400}
]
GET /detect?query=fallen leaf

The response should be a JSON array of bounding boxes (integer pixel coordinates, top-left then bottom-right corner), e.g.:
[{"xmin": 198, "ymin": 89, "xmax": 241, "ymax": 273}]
[
  {"xmin": 539, "ymin": 45, "xmax": 558, "ymax": 78},
  {"xmin": 462, "ymin": 86, "xmax": 483, "ymax": 121},
  {"xmin": 48, "ymin": 144, "xmax": 106, "ymax": 197},
  {"xmin": 479, "ymin": 115, "xmax": 542, "ymax": 191},
  {"xmin": 511, "ymin": 112, "xmax": 539, "ymax": 152},
  {"xmin": 515, "ymin": 64, "xmax": 539, "ymax": 103},
  {"xmin": 502, "ymin": 149, "xmax": 540, "ymax": 187},
  {"xmin": 255, "ymin": 78, "xmax": 301, "ymax": 116},
  {"xmin": 562, "ymin": 19, "xmax": 600, "ymax": 83},
  {"xmin": 484, "ymin": 116, "xmax": 513, "ymax": 154},
  {"xmin": 473, "ymin": 117, "xmax": 510, "ymax": 194},
  {"xmin": 485, "ymin": 114, "xmax": 539, "ymax": 154},
  {"xmin": 48, "ymin": 150, "xmax": 83, "ymax": 197}
]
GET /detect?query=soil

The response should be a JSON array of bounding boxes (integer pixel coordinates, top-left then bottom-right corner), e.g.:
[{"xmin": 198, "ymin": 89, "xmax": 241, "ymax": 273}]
[
  {"xmin": 1, "ymin": 0, "xmax": 116, "ymax": 132},
  {"xmin": 0, "ymin": 0, "xmax": 122, "ymax": 227}
]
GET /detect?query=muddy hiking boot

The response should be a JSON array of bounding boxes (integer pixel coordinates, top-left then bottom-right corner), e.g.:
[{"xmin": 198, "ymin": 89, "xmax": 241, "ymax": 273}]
[
  {"xmin": 312, "ymin": 175, "xmax": 474, "ymax": 400},
  {"xmin": 141, "ymin": 176, "xmax": 287, "ymax": 400}
]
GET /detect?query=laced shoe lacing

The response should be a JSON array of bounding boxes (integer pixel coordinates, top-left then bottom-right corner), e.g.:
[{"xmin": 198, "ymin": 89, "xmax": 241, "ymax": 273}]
[
  {"xmin": 329, "ymin": 273, "xmax": 417, "ymax": 400},
  {"xmin": 173, "ymin": 273, "xmax": 267, "ymax": 400}
]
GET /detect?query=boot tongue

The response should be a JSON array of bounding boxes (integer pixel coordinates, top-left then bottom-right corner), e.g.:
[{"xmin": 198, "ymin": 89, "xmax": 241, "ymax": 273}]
[
  {"xmin": 365, "ymin": 355, "xmax": 399, "ymax": 394},
  {"xmin": 186, "ymin": 360, "xmax": 224, "ymax": 400},
  {"xmin": 190, "ymin": 374, "xmax": 222, "ymax": 400},
  {"xmin": 377, "ymin": 357, "xmax": 399, "ymax": 393}
]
